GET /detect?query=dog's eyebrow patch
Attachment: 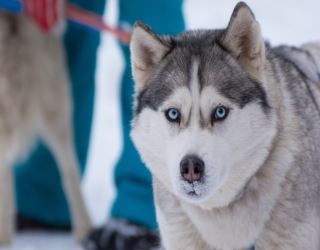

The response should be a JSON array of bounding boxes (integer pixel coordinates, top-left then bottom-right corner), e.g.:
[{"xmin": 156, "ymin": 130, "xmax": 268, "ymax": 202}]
[
  {"xmin": 218, "ymin": 76, "xmax": 270, "ymax": 112},
  {"xmin": 134, "ymin": 46, "xmax": 192, "ymax": 115},
  {"xmin": 198, "ymin": 45, "xmax": 270, "ymax": 112}
]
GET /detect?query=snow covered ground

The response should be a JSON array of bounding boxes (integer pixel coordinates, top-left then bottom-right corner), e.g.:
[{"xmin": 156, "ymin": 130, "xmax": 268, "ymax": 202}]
[
  {"xmin": 3, "ymin": 0, "xmax": 320, "ymax": 249},
  {"xmin": 0, "ymin": 232, "xmax": 83, "ymax": 250}
]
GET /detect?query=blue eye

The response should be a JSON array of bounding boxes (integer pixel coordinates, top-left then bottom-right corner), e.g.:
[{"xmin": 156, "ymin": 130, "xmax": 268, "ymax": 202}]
[
  {"xmin": 166, "ymin": 108, "xmax": 180, "ymax": 122},
  {"xmin": 213, "ymin": 106, "xmax": 228, "ymax": 121}
]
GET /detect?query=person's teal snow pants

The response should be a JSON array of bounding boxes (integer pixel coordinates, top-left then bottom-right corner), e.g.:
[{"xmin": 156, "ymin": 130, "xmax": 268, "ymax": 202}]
[{"xmin": 14, "ymin": 0, "xmax": 184, "ymax": 229}]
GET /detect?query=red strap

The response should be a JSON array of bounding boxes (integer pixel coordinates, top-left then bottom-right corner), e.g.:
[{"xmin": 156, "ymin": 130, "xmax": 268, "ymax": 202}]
[
  {"xmin": 23, "ymin": 0, "xmax": 62, "ymax": 33},
  {"xmin": 65, "ymin": 2, "xmax": 132, "ymax": 44}
]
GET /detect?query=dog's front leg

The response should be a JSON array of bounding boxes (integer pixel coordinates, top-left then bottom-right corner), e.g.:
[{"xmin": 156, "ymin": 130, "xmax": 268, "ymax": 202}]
[
  {"xmin": 0, "ymin": 159, "xmax": 14, "ymax": 245},
  {"xmin": 153, "ymin": 178, "xmax": 211, "ymax": 250}
]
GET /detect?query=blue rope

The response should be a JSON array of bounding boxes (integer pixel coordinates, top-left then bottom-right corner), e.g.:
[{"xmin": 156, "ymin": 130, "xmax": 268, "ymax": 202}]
[
  {"xmin": 0, "ymin": 0, "xmax": 22, "ymax": 13},
  {"xmin": 318, "ymin": 72, "xmax": 320, "ymax": 80}
]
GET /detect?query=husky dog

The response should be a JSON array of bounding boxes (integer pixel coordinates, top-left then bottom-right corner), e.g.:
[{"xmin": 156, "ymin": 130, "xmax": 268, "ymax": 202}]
[
  {"xmin": 0, "ymin": 11, "xmax": 91, "ymax": 244},
  {"xmin": 130, "ymin": 2, "xmax": 320, "ymax": 249}
]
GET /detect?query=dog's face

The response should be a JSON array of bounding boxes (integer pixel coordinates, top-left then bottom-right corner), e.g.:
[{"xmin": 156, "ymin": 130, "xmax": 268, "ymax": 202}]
[{"xmin": 130, "ymin": 3, "xmax": 278, "ymax": 208}]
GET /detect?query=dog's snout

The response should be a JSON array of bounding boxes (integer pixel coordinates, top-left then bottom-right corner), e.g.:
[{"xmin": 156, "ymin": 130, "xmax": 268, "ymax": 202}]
[{"xmin": 180, "ymin": 156, "xmax": 204, "ymax": 183}]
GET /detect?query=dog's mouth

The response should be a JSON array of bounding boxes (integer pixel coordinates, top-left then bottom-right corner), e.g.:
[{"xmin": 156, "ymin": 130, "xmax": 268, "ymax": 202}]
[{"xmin": 178, "ymin": 179, "xmax": 208, "ymax": 199}]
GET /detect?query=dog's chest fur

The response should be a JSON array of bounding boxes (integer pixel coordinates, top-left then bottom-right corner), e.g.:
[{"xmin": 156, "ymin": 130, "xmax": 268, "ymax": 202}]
[{"xmin": 180, "ymin": 201, "xmax": 260, "ymax": 249}]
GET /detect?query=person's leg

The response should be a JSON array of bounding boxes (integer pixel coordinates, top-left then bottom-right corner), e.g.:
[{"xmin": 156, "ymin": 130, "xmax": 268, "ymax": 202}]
[
  {"xmin": 83, "ymin": 2, "xmax": 184, "ymax": 249},
  {"xmin": 111, "ymin": 0, "xmax": 185, "ymax": 230},
  {"xmin": 14, "ymin": 0, "xmax": 106, "ymax": 228}
]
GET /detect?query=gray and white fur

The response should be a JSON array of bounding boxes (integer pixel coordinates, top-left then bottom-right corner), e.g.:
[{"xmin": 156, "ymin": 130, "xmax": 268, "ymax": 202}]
[{"xmin": 130, "ymin": 2, "xmax": 320, "ymax": 249}]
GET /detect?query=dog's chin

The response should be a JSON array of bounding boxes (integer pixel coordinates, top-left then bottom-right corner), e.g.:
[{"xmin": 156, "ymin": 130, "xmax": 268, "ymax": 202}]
[{"xmin": 176, "ymin": 180, "xmax": 213, "ymax": 203}]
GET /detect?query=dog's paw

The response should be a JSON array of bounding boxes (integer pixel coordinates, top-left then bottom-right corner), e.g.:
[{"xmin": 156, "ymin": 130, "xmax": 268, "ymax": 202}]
[{"xmin": 73, "ymin": 216, "xmax": 92, "ymax": 243}]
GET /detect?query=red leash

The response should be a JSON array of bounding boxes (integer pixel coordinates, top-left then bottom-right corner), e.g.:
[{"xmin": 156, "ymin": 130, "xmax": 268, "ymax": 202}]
[
  {"xmin": 65, "ymin": 2, "xmax": 131, "ymax": 44},
  {"xmin": 0, "ymin": 0, "xmax": 132, "ymax": 44}
]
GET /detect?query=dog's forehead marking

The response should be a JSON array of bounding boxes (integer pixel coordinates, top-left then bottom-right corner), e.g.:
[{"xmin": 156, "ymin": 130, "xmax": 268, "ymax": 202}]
[
  {"xmin": 187, "ymin": 59, "xmax": 206, "ymax": 128},
  {"xmin": 189, "ymin": 59, "xmax": 200, "ymax": 101}
]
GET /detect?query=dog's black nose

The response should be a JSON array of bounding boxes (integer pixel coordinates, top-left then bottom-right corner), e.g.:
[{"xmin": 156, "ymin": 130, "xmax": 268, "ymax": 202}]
[{"xmin": 180, "ymin": 156, "xmax": 204, "ymax": 183}]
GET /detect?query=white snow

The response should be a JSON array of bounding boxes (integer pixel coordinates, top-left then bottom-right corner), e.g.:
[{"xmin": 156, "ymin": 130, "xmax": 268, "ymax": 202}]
[
  {"xmin": 4, "ymin": 0, "xmax": 320, "ymax": 249},
  {"xmin": 184, "ymin": 0, "xmax": 320, "ymax": 46},
  {"xmin": 0, "ymin": 232, "xmax": 83, "ymax": 250}
]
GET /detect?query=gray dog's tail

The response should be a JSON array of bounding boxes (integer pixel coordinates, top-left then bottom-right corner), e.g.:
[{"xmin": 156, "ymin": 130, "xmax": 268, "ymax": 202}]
[{"xmin": 301, "ymin": 42, "xmax": 320, "ymax": 80}]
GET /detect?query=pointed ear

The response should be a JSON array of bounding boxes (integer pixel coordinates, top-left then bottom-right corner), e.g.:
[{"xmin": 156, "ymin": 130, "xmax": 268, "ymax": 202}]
[
  {"xmin": 221, "ymin": 2, "xmax": 265, "ymax": 81},
  {"xmin": 130, "ymin": 21, "xmax": 171, "ymax": 92}
]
